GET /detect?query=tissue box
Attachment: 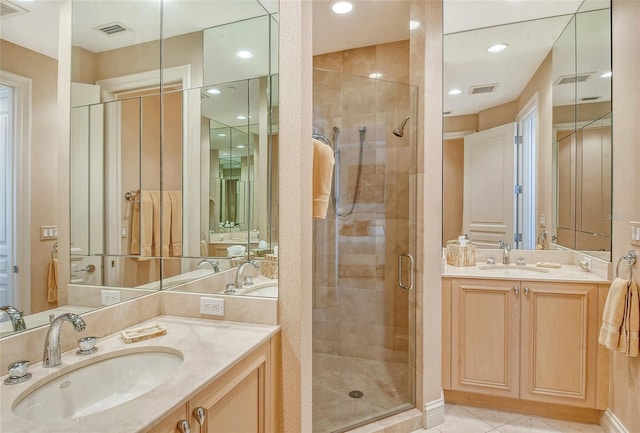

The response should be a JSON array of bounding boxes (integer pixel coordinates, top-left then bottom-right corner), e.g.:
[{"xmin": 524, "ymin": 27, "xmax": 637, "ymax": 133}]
[
  {"xmin": 446, "ymin": 243, "xmax": 476, "ymax": 266},
  {"xmin": 261, "ymin": 254, "xmax": 278, "ymax": 279}
]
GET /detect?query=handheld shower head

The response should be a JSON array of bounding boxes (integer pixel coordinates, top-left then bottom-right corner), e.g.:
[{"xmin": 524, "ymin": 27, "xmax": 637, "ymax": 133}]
[{"xmin": 393, "ymin": 116, "xmax": 410, "ymax": 137}]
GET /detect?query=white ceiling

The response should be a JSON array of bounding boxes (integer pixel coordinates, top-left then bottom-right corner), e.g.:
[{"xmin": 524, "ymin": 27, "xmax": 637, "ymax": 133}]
[{"xmin": 1, "ymin": 0, "xmax": 610, "ymax": 118}]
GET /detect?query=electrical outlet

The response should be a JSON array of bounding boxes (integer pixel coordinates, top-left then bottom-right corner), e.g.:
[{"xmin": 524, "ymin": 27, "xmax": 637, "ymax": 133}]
[
  {"xmin": 200, "ymin": 297, "xmax": 224, "ymax": 316},
  {"xmin": 101, "ymin": 289, "xmax": 121, "ymax": 306}
]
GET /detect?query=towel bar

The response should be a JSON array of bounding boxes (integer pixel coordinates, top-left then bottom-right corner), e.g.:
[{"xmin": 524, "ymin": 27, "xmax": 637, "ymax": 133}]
[{"xmin": 616, "ymin": 250, "xmax": 637, "ymax": 282}]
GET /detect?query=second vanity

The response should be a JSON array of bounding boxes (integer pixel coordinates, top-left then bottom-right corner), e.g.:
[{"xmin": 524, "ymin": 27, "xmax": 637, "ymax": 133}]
[
  {"xmin": 0, "ymin": 315, "xmax": 279, "ymax": 433},
  {"xmin": 441, "ymin": 255, "xmax": 611, "ymax": 421}
]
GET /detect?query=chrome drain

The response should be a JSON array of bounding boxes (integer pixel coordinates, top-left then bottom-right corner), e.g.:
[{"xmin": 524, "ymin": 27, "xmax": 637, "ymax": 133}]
[{"xmin": 348, "ymin": 390, "xmax": 363, "ymax": 399}]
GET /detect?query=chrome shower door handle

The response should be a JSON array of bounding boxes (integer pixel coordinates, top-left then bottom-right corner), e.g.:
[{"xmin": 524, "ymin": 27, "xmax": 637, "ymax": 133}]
[{"xmin": 398, "ymin": 253, "xmax": 414, "ymax": 290}]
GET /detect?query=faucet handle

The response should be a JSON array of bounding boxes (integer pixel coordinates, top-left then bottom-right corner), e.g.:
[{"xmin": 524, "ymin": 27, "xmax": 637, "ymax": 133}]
[
  {"xmin": 76, "ymin": 336, "xmax": 99, "ymax": 356},
  {"xmin": 4, "ymin": 360, "xmax": 32, "ymax": 385},
  {"xmin": 224, "ymin": 283, "xmax": 236, "ymax": 294}
]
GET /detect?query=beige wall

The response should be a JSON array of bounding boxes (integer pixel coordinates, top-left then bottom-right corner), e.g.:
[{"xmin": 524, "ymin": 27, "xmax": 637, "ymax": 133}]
[
  {"xmin": 443, "ymin": 138, "xmax": 464, "ymax": 244},
  {"xmin": 72, "ymin": 31, "xmax": 203, "ymax": 87},
  {"xmin": 0, "ymin": 40, "xmax": 61, "ymax": 314},
  {"xmin": 609, "ymin": 1, "xmax": 640, "ymax": 431},
  {"xmin": 478, "ymin": 100, "xmax": 518, "ymax": 131}
]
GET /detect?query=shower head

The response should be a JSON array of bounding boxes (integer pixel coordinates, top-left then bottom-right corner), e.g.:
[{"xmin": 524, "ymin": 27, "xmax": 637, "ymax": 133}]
[{"xmin": 393, "ymin": 116, "xmax": 410, "ymax": 137}]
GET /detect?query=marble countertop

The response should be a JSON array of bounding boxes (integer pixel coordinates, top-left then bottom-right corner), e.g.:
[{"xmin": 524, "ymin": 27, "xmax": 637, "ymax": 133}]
[
  {"xmin": 442, "ymin": 262, "xmax": 610, "ymax": 283},
  {"xmin": 0, "ymin": 316, "xmax": 280, "ymax": 433}
]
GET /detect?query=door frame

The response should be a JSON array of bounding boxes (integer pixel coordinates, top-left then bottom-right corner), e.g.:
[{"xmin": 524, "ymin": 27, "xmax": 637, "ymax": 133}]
[
  {"xmin": 96, "ymin": 65, "xmax": 196, "ymax": 283},
  {"xmin": 516, "ymin": 93, "xmax": 539, "ymax": 249},
  {"xmin": 0, "ymin": 71, "xmax": 31, "ymax": 313}
]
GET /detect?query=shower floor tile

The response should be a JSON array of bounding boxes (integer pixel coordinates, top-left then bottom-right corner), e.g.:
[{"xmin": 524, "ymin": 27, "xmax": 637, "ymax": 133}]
[{"xmin": 313, "ymin": 352, "xmax": 412, "ymax": 433}]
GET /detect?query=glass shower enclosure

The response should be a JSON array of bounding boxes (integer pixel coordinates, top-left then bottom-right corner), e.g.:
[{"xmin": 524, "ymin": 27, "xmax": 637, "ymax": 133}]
[{"xmin": 312, "ymin": 68, "xmax": 417, "ymax": 433}]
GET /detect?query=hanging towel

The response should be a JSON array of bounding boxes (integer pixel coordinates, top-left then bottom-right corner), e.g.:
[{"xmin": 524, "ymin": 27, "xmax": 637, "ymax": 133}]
[
  {"xmin": 129, "ymin": 192, "xmax": 140, "ymax": 254},
  {"xmin": 150, "ymin": 191, "xmax": 171, "ymax": 256},
  {"xmin": 599, "ymin": 278, "xmax": 640, "ymax": 357},
  {"xmin": 47, "ymin": 258, "xmax": 58, "ymax": 303},
  {"xmin": 168, "ymin": 191, "xmax": 182, "ymax": 256},
  {"xmin": 138, "ymin": 191, "xmax": 154, "ymax": 257},
  {"xmin": 312, "ymin": 138, "xmax": 335, "ymax": 219},
  {"xmin": 200, "ymin": 239, "xmax": 208, "ymax": 256}
]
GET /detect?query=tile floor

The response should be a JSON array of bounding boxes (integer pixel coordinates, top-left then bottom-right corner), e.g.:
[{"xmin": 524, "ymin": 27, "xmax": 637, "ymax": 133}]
[
  {"xmin": 412, "ymin": 404, "xmax": 605, "ymax": 433},
  {"xmin": 313, "ymin": 352, "xmax": 412, "ymax": 433}
]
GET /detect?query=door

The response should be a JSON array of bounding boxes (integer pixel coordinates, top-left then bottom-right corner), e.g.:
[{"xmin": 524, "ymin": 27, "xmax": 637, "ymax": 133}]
[
  {"xmin": 70, "ymin": 83, "xmax": 104, "ymax": 285},
  {"xmin": 463, "ymin": 123, "xmax": 517, "ymax": 248},
  {"xmin": 451, "ymin": 279, "xmax": 520, "ymax": 398},
  {"xmin": 520, "ymin": 282, "xmax": 598, "ymax": 407},
  {"xmin": 0, "ymin": 85, "xmax": 13, "ymax": 305}
]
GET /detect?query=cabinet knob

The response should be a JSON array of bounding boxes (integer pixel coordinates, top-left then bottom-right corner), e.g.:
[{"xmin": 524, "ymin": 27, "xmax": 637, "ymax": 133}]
[
  {"xmin": 177, "ymin": 420, "xmax": 191, "ymax": 433},
  {"xmin": 193, "ymin": 407, "xmax": 206, "ymax": 426},
  {"xmin": 524, "ymin": 287, "xmax": 530, "ymax": 296},
  {"xmin": 514, "ymin": 286, "xmax": 520, "ymax": 295}
]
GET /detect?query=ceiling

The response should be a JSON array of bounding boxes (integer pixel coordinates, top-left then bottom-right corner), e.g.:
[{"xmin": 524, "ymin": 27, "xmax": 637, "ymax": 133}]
[{"xmin": 1, "ymin": 0, "xmax": 610, "ymax": 118}]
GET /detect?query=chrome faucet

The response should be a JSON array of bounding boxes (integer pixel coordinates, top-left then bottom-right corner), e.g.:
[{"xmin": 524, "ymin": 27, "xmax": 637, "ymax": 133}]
[
  {"xmin": 198, "ymin": 259, "xmax": 220, "ymax": 273},
  {"xmin": 43, "ymin": 313, "xmax": 86, "ymax": 368},
  {"xmin": 501, "ymin": 243, "xmax": 512, "ymax": 265},
  {"xmin": 0, "ymin": 305, "xmax": 26, "ymax": 332},
  {"xmin": 234, "ymin": 261, "xmax": 260, "ymax": 290}
]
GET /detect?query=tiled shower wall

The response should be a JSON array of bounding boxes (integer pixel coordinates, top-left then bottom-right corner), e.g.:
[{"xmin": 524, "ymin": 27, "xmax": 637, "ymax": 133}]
[{"xmin": 312, "ymin": 41, "xmax": 415, "ymax": 363}]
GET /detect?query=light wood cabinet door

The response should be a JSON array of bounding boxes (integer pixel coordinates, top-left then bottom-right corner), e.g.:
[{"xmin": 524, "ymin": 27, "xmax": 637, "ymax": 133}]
[
  {"xmin": 451, "ymin": 279, "xmax": 520, "ymax": 398},
  {"xmin": 147, "ymin": 404, "xmax": 188, "ymax": 433},
  {"xmin": 190, "ymin": 341, "xmax": 271, "ymax": 433},
  {"xmin": 520, "ymin": 282, "xmax": 598, "ymax": 407}
]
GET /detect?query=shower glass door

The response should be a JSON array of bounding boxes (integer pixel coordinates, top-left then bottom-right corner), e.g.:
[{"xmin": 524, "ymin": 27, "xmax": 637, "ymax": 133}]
[{"xmin": 312, "ymin": 68, "xmax": 417, "ymax": 433}]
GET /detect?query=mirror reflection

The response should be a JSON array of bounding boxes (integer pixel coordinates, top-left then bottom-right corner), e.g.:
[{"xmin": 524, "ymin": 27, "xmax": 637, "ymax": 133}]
[
  {"xmin": 442, "ymin": 0, "xmax": 611, "ymax": 259},
  {"xmin": 0, "ymin": 0, "xmax": 278, "ymax": 337}
]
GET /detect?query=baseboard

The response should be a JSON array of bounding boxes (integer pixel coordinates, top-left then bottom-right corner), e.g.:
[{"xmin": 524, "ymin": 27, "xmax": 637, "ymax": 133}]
[
  {"xmin": 424, "ymin": 391, "xmax": 445, "ymax": 429},
  {"xmin": 601, "ymin": 409, "xmax": 630, "ymax": 433}
]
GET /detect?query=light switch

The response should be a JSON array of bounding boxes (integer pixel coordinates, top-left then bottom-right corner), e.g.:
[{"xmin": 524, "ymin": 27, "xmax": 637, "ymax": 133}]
[
  {"xmin": 631, "ymin": 221, "xmax": 640, "ymax": 246},
  {"xmin": 40, "ymin": 225, "xmax": 58, "ymax": 240}
]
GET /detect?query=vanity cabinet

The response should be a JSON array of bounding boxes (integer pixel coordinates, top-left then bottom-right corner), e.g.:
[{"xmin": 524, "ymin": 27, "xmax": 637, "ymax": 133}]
[
  {"xmin": 147, "ymin": 338, "xmax": 275, "ymax": 433},
  {"xmin": 443, "ymin": 278, "xmax": 609, "ymax": 410}
]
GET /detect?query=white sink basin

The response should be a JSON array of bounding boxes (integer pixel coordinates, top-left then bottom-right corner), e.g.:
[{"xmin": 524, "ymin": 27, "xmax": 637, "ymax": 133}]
[
  {"xmin": 478, "ymin": 265, "xmax": 549, "ymax": 273},
  {"xmin": 12, "ymin": 347, "xmax": 183, "ymax": 421}
]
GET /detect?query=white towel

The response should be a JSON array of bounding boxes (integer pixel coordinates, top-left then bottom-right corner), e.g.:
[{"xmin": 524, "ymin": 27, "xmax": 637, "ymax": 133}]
[
  {"xmin": 599, "ymin": 278, "xmax": 639, "ymax": 357},
  {"xmin": 312, "ymin": 139, "xmax": 335, "ymax": 219}
]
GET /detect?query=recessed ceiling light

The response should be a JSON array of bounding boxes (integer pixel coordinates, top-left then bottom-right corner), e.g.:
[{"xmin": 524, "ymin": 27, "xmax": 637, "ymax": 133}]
[
  {"xmin": 235, "ymin": 50, "xmax": 253, "ymax": 59},
  {"xmin": 332, "ymin": 1, "xmax": 353, "ymax": 14},
  {"xmin": 448, "ymin": 89, "xmax": 462, "ymax": 95},
  {"xmin": 236, "ymin": 115, "xmax": 248, "ymax": 120},
  {"xmin": 369, "ymin": 72, "xmax": 383, "ymax": 79},
  {"xmin": 206, "ymin": 88, "xmax": 221, "ymax": 95},
  {"xmin": 600, "ymin": 71, "xmax": 612, "ymax": 78},
  {"xmin": 487, "ymin": 43, "xmax": 508, "ymax": 53},
  {"xmin": 409, "ymin": 20, "xmax": 421, "ymax": 31},
  {"xmin": 237, "ymin": 144, "xmax": 246, "ymax": 149},
  {"xmin": 217, "ymin": 133, "xmax": 227, "ymax": 137}
]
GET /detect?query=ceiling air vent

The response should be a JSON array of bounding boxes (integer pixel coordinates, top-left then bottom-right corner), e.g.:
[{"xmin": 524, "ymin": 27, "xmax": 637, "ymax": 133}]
[
  {"xmin": 555, "ymin": 73, "xmax": 593, "ymax": 85},
  {"xmin": 469, "ymin": 84, "xmax": 498, "ymax": 95},
  {"xmin": 0, "ymin": 0, "xmax": 28, "ymax": 19},
  {"xmin": 95, "ymin": 22, "xmax": 132, "ymax": 36}
]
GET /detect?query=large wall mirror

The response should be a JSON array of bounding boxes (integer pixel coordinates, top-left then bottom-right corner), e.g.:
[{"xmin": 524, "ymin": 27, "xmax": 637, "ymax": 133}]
[
  {"xmin": 442, "ymin": 0, "xmax": 611, "ymax": 260},
  {"xmin": 0, "ymin": 0, "xmax": 278, "ymax": 337}
]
